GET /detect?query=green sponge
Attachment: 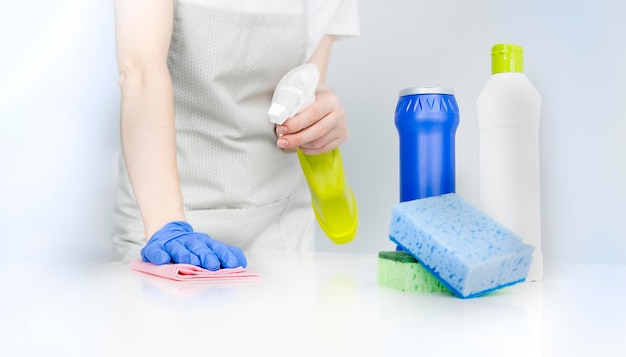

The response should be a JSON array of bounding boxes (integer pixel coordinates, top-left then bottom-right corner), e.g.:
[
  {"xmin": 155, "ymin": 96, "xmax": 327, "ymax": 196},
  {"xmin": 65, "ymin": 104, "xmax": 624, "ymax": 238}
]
[{"xmin": 377, "ymin": 251, "xmax": 451, "ymax": 294}]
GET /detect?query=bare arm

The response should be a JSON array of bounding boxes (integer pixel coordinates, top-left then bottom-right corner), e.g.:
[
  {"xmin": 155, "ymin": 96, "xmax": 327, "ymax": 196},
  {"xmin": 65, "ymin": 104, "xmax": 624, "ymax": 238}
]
[
  {"xmin": 114, "ymin": 0, "xmax": 185, "ymax": 239},
  {"xmin": 307, "ymin": 34, "xmax": 335, "ymax": 83}
]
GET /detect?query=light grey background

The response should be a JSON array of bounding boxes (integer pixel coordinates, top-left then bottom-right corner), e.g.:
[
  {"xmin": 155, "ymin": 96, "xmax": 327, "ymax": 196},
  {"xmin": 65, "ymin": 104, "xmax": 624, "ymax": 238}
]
[
  {"xmin": 1, "ymin": 1, "xmax": 624, "ymax": 265},
  {"xmin": 319, "ymin": 0, "xmax": 626, "ymax": 264}
]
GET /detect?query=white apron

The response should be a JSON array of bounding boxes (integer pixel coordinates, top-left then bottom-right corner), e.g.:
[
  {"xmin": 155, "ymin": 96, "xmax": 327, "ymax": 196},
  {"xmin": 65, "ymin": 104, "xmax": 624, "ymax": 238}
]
[{"xmin": 112, "ymin": 0, "xmax": 314, "ymax": 261}]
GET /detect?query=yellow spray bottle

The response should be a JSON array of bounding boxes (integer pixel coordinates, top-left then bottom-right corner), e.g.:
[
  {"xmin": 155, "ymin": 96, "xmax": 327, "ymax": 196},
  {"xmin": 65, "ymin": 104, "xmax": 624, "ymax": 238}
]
[{"xmin": 268, "ymin": 63, "xmax": 358, "ymax": 244}]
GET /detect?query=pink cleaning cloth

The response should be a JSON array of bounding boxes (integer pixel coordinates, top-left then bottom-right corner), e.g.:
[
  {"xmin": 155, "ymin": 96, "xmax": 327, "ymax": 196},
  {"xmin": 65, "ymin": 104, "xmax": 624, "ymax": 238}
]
[{"xmin": 130, "ymin": 260, "xmax": 263, "ymax": 282}]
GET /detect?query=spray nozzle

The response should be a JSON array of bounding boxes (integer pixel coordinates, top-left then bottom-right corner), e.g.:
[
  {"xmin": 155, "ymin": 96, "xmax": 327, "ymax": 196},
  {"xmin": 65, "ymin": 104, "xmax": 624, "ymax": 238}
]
[{"xmin": 268, "ymin": 63, "xmax": 320, "ymax": 125}]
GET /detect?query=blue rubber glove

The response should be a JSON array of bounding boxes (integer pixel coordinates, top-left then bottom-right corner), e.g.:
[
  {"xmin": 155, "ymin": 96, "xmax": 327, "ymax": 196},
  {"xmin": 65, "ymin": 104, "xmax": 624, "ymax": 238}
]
[{"xmin": 141, "ymin": 221, "xmax": 247, "ymax": 271}]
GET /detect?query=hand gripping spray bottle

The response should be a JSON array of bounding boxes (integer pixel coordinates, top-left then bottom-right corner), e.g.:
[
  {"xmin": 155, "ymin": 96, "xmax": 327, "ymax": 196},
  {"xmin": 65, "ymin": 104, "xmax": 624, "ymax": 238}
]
[
  {"xmin": 477, "ymin": 44, "xmax": 543, "ymax": 281},
  {"xmin": 268, "ymin": 63, "xmax": 358, "ymax": 244}
]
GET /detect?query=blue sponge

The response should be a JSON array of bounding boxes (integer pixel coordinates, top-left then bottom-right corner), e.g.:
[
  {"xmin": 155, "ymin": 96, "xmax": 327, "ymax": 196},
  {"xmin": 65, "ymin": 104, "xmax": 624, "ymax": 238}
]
[{"xmin": 389, "ymin": 193, "xmax": 533, "ymax": 298}]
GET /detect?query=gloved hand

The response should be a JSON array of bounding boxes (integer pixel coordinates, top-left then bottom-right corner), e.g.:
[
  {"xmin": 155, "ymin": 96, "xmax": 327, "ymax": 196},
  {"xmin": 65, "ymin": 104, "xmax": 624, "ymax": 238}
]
[{"xmin": 141, "ymin": 221, "xmax": 247, "ymax": 271}]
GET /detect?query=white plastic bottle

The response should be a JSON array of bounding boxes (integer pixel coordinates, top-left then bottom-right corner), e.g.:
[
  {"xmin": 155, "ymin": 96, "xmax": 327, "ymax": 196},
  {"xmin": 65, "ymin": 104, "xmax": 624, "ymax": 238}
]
[{"xmin": 477, "ymin": 44, "xmax": 543, "ymax": 281}]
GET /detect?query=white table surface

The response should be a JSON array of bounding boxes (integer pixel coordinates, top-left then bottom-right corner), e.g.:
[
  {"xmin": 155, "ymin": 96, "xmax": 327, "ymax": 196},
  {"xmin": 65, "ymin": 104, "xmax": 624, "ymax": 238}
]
[{"xmin": 2, "ymin": 251, "xmax": 625, "ymax": 357}]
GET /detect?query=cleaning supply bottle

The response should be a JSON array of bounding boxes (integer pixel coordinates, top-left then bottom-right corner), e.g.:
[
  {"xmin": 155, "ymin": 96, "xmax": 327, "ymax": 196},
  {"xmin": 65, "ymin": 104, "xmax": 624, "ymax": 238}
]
[
  {"xmin": 395, "ymin": 86, "xmax": 460, "ymax": 201},
  {"xmin": 394, "ymin": 86, "xmax": 459, "ymax": 251},
  {"xmin": 269, "ymin": 63, "xmax": 358, "ymax": 244},
  {"xmin": 476, "ymin": 43, "xmax": 543, "ymax": 281}
]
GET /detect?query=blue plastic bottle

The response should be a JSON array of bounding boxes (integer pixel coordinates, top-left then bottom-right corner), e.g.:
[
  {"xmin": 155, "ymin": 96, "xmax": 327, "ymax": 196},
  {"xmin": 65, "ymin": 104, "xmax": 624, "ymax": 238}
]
[{"xmin": 395, "ymin": 86, "xmax": 460, "ymax": 202}]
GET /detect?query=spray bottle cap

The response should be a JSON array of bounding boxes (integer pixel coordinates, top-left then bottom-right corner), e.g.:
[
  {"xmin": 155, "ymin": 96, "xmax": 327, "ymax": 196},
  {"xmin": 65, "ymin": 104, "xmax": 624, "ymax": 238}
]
[
  {"xmin": 268, "ymin": 103, "xmax": 288, "ymax": 125},
  {"xmin": 268, "ymin": 63, "xmax": 320, "ymax": 125},
  {"xmin": 491, "ymin": 43, "xmax": 524, "ymax": 74}
]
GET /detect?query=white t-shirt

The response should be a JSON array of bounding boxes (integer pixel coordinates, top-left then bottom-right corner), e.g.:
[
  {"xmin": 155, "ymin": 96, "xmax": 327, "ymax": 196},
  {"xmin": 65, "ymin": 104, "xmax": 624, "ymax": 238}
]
[{"xmin": 183, "ymin": 0, "xmax": 360, "ymax": 59}]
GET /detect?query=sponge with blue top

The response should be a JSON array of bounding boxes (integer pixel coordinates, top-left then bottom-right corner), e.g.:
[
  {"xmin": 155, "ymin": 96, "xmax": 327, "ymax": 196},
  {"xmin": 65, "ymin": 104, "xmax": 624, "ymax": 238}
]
[{"xmin": 389, "ymin": 193, "xmax": 534, "ymax": 298}]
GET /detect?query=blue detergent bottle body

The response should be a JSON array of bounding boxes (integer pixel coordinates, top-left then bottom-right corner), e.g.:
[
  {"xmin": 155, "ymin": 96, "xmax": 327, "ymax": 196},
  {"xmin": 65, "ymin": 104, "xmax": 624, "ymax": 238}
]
[{"xmin": 395, "ymin": 86, "xmax": 460, "ymax": 202}]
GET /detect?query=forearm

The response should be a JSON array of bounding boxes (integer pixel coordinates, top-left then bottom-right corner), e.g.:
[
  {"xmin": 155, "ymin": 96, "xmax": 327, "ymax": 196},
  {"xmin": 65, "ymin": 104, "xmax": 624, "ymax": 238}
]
[
  {"xmin": 119, "ymin": 65, "xmax": 185, "ymax": 239},
  {"xmin": 307, "ymin": 35, "xmax": 336, "ymax": 102},
  {"xmin": 307, "ymin": 35, "xmax": 335, "ymax": 83}
]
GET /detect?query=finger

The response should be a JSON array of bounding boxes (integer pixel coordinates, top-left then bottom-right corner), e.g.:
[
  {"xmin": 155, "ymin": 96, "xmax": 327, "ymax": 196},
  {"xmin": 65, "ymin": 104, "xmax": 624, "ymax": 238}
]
[
  {"xmin": 299, "ymin": 137, "xmax": 345, "ymax": 156},
  {"xmin": 203, "ymin": 239, "xmax": 240, "ymax": 269},
  {"xmin": 276, "ymin": 126, "xmax": 298, "ymax": 153},
  {"xmin": 164, "ymin": 240, "xmax": 201, "ymax": 266},
  {"xmin": 185, "ymin": 238, "xmax": 221, "ymax": 271},
  {"xmin": 280, "ymin": 146, "xmax": 298, "ymax": 153},
  {"xmin": 227, "ymin": 246, "xmax": 248, "ymax": 268},
  {"xmin": 277, "ymin": 114, "xmax": 331, "ymax": 148},
  {"xmin": 276, "ymin": 89, "xmax": 346, "ymax": 149},
  {"xmin": 141, "ymin": 245, "xmax": 172, "ymax": 265},
  {"xmin": 274, "ymin": 125, "xmax": 298, "ymax": 153},
  {"xmin": 281, "ymin": 112, "xmax": 347, "ymax": 151},
  {"xmin": 277, "ymin": 97, "xmax": 333, "ymax": 135}
]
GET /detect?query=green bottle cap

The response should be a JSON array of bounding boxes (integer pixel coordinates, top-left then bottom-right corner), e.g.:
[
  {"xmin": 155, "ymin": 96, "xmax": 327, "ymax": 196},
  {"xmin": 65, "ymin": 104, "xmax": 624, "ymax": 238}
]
[{"xmin": 491, "ymin": 43, "xmax": 524, "ymax": 74}]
